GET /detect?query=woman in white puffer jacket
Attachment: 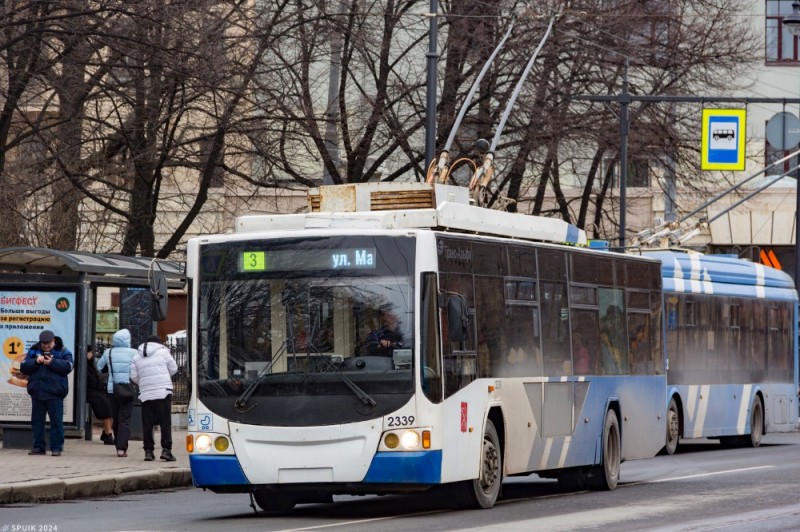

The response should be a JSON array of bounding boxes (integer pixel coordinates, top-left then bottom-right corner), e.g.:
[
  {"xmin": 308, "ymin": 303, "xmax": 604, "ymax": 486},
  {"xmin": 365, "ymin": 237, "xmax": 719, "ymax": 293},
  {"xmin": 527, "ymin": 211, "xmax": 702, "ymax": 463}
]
[{"xmin": 130, "ymin": 335, "xmax": 177, "ymax": 462}]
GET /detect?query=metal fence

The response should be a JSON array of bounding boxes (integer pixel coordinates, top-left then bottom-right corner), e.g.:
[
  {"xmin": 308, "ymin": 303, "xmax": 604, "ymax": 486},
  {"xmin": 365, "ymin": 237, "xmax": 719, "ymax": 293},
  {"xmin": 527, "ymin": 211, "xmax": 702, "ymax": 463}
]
[{"xmin": 93, "ymin": 340, "xmax": 190, "ymax": 405}]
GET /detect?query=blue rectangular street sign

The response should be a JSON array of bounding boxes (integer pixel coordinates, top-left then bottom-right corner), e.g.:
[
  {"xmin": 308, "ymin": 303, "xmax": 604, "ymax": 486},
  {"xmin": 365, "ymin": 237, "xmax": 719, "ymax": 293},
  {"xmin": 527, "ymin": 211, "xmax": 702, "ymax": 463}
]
[{"xmin": 701, "ymin": 108, "xmax": 746, "ymax": 171}]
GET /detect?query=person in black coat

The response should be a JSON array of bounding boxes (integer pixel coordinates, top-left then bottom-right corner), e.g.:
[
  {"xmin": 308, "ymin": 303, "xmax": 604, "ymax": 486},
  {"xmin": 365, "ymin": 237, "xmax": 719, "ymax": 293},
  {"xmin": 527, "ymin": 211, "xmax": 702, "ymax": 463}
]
[{"xmin": 86, "ymin": 345, "xmax": 115, "ymax": 445}]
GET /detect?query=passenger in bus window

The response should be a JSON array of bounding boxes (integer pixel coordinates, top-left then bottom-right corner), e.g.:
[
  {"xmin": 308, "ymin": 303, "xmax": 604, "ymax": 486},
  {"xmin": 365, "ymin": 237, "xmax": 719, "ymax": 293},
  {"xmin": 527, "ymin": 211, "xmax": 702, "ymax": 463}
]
[
  {"xmin": 600, "ymin": 305, "xmax": 628, "ymax": 374},
  {"xmin": 573, "ymin": 334, "xmax": 590, "ymax": 374},
  {"xmin": 600, "ymin": 330, "xmax": 622, "ymax": 374},
  {"xmin": 629, "ymin": 321, "xmax": 650, "ymax": 374}
]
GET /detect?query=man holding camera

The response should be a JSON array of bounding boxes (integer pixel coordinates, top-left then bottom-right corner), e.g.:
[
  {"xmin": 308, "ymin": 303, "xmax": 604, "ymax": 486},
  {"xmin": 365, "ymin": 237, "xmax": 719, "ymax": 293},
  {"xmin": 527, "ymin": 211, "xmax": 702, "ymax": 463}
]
[{"xmin": 20, "ymin": 330, "xmax": 74, "ymax": 456}]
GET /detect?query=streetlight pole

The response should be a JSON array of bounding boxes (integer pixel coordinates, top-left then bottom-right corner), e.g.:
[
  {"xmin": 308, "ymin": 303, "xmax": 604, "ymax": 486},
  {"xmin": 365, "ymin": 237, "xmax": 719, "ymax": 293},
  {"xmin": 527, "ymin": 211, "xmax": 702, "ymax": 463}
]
[
  {"xmin": 424, "ymin": 1, "xmax": 439, "ymax": 169},
  {"xmin": 619, "ymin": 59, "xmax": 629, "ymax": 249}
]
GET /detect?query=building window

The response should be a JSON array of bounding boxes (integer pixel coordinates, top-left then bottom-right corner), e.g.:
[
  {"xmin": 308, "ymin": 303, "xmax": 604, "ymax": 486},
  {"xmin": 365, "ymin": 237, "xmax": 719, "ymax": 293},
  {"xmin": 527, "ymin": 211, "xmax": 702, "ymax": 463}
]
[
  {"xmin": 766, "ymin": 1, "xmax": 800, "ymax": 63},
  {"xmin": 628, "ymin": 159, "xmax": 651, "ymax": 188},
  {"xmin": 602, "ymin": 158, "xmax": 651, "ymax": 188}
]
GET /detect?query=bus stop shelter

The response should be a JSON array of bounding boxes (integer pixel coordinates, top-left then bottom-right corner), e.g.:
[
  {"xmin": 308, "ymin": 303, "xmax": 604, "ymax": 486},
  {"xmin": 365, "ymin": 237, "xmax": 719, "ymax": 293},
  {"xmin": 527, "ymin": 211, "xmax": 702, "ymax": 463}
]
[{"xmin": 0, "ymin": 247, "xmax": 185, "ymax": 448}]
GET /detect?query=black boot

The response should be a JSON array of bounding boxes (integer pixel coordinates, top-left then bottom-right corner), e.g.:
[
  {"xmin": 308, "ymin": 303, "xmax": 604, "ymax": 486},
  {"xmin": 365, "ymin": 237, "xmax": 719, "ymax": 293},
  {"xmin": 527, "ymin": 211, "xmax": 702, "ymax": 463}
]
[
  {"xmin": 101, "ymin": 432, "xmax": 115, "ymax": 445},
  {"xmin": 160, "ymin": 449, "xmax": 176, "ymax": 462}
]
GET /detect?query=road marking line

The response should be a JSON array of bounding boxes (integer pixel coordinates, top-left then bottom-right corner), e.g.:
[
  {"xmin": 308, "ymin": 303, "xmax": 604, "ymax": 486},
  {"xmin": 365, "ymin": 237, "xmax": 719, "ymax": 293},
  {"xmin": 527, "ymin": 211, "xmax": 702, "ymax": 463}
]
[
  {"xmin": 275, "ymin": 509, "xmax": 447, "ymax": 531},
  {"xmin": 649, "ymin": 465, "xmax": 774, "ymax": 483}
]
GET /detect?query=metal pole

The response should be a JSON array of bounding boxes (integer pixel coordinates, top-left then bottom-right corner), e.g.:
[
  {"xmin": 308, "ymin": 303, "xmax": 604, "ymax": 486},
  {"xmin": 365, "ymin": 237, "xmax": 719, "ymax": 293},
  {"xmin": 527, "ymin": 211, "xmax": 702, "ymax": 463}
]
[
  {"xmin": 796, "ymin": 176, "xmax": 800, "ymax": 289},
  {"xmin": 322, "ymin": 1, "xmax": 345, "ymax": 185},
  {"xmin": 619, "ymin": 59, "xmax": 629, "ymax": 249},
  {"xmin": 424, "ymin": 1, "xmax": 439, "ymax": 169}
]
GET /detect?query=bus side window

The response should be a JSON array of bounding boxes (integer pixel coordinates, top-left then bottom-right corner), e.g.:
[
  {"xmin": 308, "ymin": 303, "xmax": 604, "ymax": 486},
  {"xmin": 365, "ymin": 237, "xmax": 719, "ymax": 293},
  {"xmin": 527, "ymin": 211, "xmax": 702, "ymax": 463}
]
[
  {"xmin": 421, "ymin": 272, "xmax": 443, "ymax": 403},
  {"xmin": 540, "ymin": 281, "xmax": 570, "ymax": 375},
  {"xmin": 598, "ymin": 288, "xmax": 628, "ymax": 375},
  {"xmin": 438, "ymin": 282, "xmax": 477, "ymax": 399}
]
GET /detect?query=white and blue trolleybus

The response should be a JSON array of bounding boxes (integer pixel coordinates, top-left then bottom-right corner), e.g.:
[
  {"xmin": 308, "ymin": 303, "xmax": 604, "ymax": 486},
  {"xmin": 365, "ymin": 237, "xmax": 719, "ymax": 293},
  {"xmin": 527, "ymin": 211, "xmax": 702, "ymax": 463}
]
[
  {"xmin": 647, "ymin": 250, "xmax": 798, "ymax": 454},
  {"xmin": 186, "ymin": 183, "xmax": 667, "ymax": 511}
]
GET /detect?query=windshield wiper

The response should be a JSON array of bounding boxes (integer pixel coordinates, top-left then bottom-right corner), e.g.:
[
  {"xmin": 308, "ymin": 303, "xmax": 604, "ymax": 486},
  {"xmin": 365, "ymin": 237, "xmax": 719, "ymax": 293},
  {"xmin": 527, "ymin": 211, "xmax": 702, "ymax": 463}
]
[
  {"xmin": 234, "ymin": 338, "xmax": 293, "ymax": 413},
  {"xmin": 307, "ymin": 344, "xmax": 376, "ymax": 407}
]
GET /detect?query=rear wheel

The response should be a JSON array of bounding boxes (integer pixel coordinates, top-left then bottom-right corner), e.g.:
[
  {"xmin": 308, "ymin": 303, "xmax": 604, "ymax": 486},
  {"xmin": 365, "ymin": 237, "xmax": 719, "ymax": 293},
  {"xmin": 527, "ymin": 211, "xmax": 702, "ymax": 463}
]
[
  {"xmin": 747, "ymin": 396, "xmax": 763, "ymax": 448},
  {"xmin": 253, "ymin": 489, "xmax": 296, "ymax": 514},
  {"xmin": 589, "ymin": 409, "xmax": 620, "ymax": 491},
  {"xmin": 719, "ymin": 396, "xmax": 764, "ymax": 449},
  {"xmin": 665, "ymin": 397, "xmax": 680, "ymax": 455}
]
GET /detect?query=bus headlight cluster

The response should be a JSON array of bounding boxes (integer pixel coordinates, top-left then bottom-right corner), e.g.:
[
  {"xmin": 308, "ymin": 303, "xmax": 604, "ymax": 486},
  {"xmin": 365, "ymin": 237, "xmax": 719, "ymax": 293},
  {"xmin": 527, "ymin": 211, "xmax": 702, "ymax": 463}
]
[
  {"xmin": 381, "ymin": 428, "xmax": 431, "ymax": 451},
  {"xmin": 188, "ymin": 433, "xmax": 230, "ymax": 454}
]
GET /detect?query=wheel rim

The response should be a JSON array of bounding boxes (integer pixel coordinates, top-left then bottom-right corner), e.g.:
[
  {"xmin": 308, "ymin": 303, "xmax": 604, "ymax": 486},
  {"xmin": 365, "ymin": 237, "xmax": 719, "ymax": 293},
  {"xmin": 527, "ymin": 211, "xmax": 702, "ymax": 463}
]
[
  {"xmin": 606, "ymin": 422, "xmax": 620, "ymax": 481},
  {"xmin": 667, "ymin": 404, "xmax": 679, "ymax": 446},
  {"xmin": 752, "ymin": 401, "xmax": 763, "ymax": 445},
  {"xmin": 479, "ymin": 435, "xmax": 500, "ymax": 494}
]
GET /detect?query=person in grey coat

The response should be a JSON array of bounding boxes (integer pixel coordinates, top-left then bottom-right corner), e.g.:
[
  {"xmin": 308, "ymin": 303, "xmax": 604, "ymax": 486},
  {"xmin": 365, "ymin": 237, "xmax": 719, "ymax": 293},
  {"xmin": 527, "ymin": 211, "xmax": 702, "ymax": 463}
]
[{"xmin": 96, "ymin": 329, "xmax": 137, "ymax": 457}]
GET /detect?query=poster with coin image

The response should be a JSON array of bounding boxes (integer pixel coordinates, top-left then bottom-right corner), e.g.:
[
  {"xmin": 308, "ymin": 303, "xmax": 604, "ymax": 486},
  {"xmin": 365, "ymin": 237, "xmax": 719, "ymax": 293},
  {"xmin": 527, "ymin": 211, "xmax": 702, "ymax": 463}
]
[{"xmin": 0, "ymin": 290, "xmax": 77, "ymax": 424}]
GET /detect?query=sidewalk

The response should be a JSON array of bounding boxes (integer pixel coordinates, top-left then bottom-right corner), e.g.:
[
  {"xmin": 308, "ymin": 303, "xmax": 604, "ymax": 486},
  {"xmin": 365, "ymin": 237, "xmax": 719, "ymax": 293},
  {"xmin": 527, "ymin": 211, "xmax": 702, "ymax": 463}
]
[{"xmin": 0, "ymin": 426, "xmax": 192, "ymax": 505}]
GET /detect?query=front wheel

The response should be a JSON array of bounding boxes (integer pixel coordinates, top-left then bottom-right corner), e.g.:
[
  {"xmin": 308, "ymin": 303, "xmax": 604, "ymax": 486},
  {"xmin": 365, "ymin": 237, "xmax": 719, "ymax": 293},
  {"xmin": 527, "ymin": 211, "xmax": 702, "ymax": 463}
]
[
  {"xmin": 589, "ymin": 409, "xmax": 621, "ymax": 491},
  {"xmin": 450, "ymin": 419, "xmax": 502, "ymax": 509},
  {"xmin": 664, "ymin": 397, "xmax": 680, "ymax": 455}
]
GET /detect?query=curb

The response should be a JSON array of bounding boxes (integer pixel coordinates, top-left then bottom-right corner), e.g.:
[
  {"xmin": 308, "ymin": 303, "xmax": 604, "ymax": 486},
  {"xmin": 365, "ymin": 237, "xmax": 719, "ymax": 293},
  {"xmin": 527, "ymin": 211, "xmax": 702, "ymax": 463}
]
[{"xmin": 0, "ymin": 467, "xmax": 192, "ymax": 505}]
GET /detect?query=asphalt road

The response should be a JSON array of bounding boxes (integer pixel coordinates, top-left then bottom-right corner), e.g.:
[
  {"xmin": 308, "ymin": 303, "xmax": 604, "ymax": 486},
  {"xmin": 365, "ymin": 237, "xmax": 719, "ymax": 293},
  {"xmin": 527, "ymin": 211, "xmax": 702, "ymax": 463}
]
[{"xmin": 2, "ymin": 433, "xmax": 799, "ymax": 532}]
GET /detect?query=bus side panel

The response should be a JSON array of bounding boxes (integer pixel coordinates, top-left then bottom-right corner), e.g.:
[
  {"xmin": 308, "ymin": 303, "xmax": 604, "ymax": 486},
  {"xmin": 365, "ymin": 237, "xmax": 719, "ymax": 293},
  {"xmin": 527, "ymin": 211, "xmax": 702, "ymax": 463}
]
[
  {"xmin": 605, "ymin": 375, "xmax": 667, "ymax": 460},
  {"xmin": 438, "ymin": 375, "xmax": 666, "ymax": 481},
  {"xmin": 437, "ymin": 381, "xmax": 493, "ymax": 484},
  {"xmin": 509, "ymin": 376, "xmax": 665, "ymax": 471},
  {"xmin": 674, "ymin": 382, "xmax": 796, "ymax": 438}
]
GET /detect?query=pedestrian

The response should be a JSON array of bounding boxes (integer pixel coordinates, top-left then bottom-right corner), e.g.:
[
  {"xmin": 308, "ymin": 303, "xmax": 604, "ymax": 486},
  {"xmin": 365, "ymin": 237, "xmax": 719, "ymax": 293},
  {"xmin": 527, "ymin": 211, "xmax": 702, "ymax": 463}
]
[
  {"xmin": 96, "ymin": 329, "xmax": 137, "ymax": 458},
  {"xmin": 85, "ymin": 344, "xmax": 115, "ymax": 445},
  {"xmin": 131, "ymin": 334, "xmax": 178, "ymax": 462},
  {"xmin": 19, "ymin": 330, "xmax": 74, "ymax": 457}
]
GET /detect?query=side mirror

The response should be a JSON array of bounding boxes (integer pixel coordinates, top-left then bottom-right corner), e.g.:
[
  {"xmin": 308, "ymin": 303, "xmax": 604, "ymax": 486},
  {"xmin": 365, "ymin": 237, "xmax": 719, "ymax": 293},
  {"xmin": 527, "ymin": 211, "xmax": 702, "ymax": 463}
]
[
  {"xmin": 151, "ymin": 271, "xmax": 168, "ymax": 321},
  {"xmin": 447, "ymin": 294, "xmax": 469, "ymax": 343}
]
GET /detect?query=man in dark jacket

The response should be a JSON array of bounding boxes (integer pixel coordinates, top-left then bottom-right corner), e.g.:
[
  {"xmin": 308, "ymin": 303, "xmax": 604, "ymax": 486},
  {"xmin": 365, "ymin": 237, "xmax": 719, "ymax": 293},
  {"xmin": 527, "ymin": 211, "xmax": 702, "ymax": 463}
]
[
  {"xmin": 364, "ymin": 307, "xmax": 404, "ymax": 357},
  {"xmin": 20, "ymin": 330, "xmax": 74, "ymax": 456}
]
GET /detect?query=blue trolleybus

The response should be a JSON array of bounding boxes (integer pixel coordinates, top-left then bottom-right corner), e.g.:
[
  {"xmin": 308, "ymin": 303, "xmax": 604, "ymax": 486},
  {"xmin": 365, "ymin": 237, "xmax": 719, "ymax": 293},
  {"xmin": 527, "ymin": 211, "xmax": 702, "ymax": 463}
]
[
  {"xmin": 185, "ymin": 183, "xmax": 667, "ymax": 511},
  {"xmin": 648, "ymin": 250, "xmax": 798, "ymax": 454}
]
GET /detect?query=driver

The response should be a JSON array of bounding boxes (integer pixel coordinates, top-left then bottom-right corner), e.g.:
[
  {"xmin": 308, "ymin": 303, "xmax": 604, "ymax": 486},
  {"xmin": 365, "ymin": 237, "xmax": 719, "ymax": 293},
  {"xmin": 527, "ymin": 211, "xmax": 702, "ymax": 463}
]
[{"xmin": 364, "ymin": 307, "xmax": 404, "ymax": 357}]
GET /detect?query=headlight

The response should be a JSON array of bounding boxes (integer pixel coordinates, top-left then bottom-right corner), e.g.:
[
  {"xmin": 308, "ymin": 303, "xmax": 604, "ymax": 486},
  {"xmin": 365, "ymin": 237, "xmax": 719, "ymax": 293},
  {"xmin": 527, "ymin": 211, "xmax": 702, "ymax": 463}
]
[
  {"xmin": 384, "ymin": 433, "xmax": 400, "ymax": 449},
  {"xmin": 381, "ymin": 428, "xmax": 432, "ymax": 451},
  {"xmin": 195, "ymin": 434, "xmax": 213, "ymax": 453},
  {"xmin": 214, "ymin": 436, "xmax": 230, "ymax": 452},
  {"xmin": 400, "ymin": 430, "xmax": 420, "ymax": 450}
]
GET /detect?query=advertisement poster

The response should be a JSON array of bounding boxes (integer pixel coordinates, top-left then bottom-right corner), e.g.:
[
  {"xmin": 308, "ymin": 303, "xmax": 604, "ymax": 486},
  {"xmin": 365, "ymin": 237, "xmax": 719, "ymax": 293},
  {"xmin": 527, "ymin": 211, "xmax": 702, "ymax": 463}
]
[{"xmin": 0, "ymin": 290, "xmax": 77, "ymax": 424}]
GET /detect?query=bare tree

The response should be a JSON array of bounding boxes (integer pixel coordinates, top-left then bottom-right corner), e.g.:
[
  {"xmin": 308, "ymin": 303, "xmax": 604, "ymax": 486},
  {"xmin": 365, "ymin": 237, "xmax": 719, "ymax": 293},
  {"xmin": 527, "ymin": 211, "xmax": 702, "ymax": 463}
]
[{"xmin": 0, "ymin": 0, "xmax": 761, "ymax": 256}]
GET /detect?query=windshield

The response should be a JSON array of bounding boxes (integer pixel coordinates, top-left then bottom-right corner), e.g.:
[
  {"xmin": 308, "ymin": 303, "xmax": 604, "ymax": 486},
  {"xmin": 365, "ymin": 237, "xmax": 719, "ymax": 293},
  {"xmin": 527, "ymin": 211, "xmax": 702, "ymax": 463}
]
[{"xmin": 196, "ymin": 235, "xmax": 416, "ymax": 426}]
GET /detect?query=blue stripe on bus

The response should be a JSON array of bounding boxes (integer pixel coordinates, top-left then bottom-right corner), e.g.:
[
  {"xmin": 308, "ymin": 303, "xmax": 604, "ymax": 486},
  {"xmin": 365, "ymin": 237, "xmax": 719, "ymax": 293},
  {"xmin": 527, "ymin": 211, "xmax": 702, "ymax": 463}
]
[
  {"xmin": 190, "ymin": 455, "xmax": 250, "ymax": 486},
  {"xmin": 647, "ymin": 251, "xmax": 798, "ymax": 300},
  {"xmin": 363, "ymin": 450, "xmax": 442, "ymax": 484},
  {"xmin": 661, "ymin": 278, "xmax": 797, "ymax": 300},
  {"xmin": 566, "ymin": 224, "xmax": 579, "ymax": 244}
]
